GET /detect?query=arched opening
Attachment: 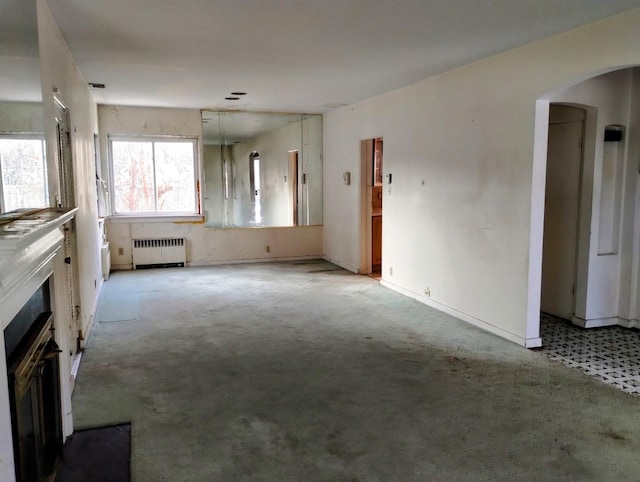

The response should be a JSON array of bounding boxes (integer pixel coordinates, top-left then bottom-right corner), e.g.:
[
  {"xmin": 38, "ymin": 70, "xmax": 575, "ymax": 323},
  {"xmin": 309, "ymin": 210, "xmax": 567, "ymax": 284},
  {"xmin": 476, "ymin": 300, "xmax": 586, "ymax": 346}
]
[{"xmin": 528, "ymin": 67, "xmax": 640, "ymax": 394}]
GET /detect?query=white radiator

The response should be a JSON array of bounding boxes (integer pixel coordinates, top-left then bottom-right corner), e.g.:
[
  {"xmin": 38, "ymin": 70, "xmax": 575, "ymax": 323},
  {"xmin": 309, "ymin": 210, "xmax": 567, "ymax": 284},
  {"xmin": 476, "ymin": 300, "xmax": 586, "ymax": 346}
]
[{"xmin": 132, "ymin": 238, "xmax": 186, "ymax": 269}]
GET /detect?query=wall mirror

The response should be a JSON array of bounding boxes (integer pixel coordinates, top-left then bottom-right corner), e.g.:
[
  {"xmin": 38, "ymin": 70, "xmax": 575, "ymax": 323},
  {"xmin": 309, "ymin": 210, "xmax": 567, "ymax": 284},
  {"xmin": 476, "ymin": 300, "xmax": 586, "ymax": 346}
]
[
  {"xmin": 0, "ymin": 0, "xmax": 46, "ymax": 214},
  {"xmin": 202, "ymin": 110, "xmax": 322, "ymax": 228}
]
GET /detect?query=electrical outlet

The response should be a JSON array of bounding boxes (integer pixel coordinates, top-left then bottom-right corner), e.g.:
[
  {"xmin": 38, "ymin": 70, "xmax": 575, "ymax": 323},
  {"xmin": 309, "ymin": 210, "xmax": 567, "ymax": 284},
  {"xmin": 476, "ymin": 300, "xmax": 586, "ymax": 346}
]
[
  {"xmin": 389, "ymin": 266, "xmax": 393, "ymax": 276},
  {"xmin": 266, "ymin": 245, "xmax": 271, "ymax": 253},
  {"xmin": 424, "ymin": 287, "xmax": 431, "ymax": 297},
  {"xmin": 118, "ymin": 247, "xmax": 124, "ymax": 255}
]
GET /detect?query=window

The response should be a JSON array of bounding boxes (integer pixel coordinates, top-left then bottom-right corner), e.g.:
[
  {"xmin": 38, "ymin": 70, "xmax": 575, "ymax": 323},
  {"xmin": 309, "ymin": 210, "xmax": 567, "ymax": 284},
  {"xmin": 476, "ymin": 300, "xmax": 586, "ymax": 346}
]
[
  {"xmin": 0, "ymin": 136, "xmax": 48, "ymax": 213},
  {"xmin": 109, "ymin": 137, "xmax": 198, "ymax": 215}
]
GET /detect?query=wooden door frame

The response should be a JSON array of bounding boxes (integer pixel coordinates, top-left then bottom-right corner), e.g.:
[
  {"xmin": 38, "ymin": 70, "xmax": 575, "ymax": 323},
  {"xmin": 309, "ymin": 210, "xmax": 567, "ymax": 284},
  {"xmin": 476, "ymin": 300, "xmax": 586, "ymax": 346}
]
[{"xmin": 359, "ymin": 138, "xmax": 386, "ymax": 274}]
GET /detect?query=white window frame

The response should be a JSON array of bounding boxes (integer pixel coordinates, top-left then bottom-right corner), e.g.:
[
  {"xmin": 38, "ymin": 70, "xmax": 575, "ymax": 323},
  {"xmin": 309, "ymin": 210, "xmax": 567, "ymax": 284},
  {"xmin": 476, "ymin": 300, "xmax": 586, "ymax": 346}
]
[
  {"xmin": 0, "ymin": 133, "xmax": 48, "ymax": 213},
  {"xmin": 108, "ymin": 135, "xmax": 200, "ymax": 218}
]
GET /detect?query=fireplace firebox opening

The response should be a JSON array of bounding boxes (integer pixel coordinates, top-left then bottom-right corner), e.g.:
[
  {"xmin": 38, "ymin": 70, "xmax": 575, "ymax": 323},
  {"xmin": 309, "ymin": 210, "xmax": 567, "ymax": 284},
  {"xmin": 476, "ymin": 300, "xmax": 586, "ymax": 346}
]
[{"xmin": 4, "ymin": 278, "xmax": 63, "ymax": 482}]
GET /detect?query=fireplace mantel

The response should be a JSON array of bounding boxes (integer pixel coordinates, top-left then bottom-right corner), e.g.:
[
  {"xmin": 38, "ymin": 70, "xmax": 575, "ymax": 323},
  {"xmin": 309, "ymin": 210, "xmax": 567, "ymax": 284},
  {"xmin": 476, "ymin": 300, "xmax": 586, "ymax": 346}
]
[
  {"xmin": 0, "ymin": 207, "xmax": 78, "ymax": 482},
  {"xmin": 0, "ymin": 207, "xmax": 77, "ymax": 329}
]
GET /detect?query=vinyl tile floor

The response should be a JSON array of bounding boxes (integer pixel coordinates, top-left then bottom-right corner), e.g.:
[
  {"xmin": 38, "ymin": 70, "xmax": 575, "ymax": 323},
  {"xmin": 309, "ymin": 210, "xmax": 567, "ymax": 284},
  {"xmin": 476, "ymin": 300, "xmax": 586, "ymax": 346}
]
[{"xmin": 539, "ymin": 313, "xmax": 640, "ymax": 395}]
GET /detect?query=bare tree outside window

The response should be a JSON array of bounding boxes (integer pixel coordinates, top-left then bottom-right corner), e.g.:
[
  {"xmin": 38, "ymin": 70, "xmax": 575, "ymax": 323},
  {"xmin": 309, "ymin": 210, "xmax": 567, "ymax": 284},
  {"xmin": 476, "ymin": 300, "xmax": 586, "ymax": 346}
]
[
  {"xmin": 111, "ymin": 139, "xmax": 197, "ymax": 214},
  {"xmin": 155, "ymin": 142, "xmax": 196, "ymax": 212},
  {"xmin": 0, "ymin": 138, "xmax": 48, "ymax": 212}
]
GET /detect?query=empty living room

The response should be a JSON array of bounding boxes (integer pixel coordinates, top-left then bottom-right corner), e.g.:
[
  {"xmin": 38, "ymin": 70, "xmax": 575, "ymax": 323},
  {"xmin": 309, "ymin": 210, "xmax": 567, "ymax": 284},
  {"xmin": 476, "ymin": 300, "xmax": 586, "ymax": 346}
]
[{"xmin": 2, "ymin": 1, "xmax": 640, "ymax": 480}]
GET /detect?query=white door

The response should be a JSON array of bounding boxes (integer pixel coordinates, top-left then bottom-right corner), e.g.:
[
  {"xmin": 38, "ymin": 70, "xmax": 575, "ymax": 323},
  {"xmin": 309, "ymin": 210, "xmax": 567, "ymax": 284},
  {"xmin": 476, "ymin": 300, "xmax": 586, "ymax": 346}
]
[{"xmin": 541, "ymin": 106, "xmax": 584, "ymax": 320}]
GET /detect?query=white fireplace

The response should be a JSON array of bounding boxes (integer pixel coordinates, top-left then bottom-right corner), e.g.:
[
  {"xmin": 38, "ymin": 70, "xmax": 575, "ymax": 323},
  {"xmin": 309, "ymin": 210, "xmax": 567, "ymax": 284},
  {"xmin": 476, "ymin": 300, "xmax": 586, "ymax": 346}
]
[{"xmin": 0, "ymin": 207, "xmax": 77, "ymax": 482}]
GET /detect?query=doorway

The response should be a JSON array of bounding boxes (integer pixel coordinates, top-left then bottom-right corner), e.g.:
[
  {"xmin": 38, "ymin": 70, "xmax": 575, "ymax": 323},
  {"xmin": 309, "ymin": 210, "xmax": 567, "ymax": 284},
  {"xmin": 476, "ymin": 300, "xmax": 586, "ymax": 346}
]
[
  {"xmin": 288, "ymin": 150, "xmax": 299, "ymax": 226},
  {"xmin": 249, "ymin": 152, "xmax": 261, "ymax": 225},
  {"xmin": 541, "ymin": 104, "xmax": 585, "ymax": 321},
  {"xmin": 359, "ymin": 137, "xmax": 383, "ymax": 276}
]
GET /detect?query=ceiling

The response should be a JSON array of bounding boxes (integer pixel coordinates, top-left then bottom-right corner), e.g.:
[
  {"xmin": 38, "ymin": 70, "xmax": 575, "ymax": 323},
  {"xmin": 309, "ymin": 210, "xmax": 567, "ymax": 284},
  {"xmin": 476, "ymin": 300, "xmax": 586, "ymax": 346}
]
[
  {"xmin": 202, "ymin": 111, "xmax": 310, "ymax": 145},
  {"xmin": 45, "ymin": 0, "xmax": 640, "ymax": 113}
]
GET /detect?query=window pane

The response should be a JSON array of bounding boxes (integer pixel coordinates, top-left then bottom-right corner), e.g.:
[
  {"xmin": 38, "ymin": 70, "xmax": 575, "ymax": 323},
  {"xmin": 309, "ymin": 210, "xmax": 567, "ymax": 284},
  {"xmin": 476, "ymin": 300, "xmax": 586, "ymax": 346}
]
[
  {"xmin": 112, "ymin": 141, "xmax": 155, "ymax": 213},
  {"xmin": 0, "ymin": 139, "xmax": 48, "ymax": 212},
  {"xmin": 154, "ymin": 142, "xmax": 195, "ymax": 212}
]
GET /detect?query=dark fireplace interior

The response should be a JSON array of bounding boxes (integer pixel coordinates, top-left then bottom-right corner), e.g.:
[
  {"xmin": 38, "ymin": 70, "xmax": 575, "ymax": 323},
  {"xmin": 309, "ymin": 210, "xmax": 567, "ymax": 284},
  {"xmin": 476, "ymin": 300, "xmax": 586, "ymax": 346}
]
[{"xmin": 4, "ymin": 279, "xmax": 63, "ymax": 482}]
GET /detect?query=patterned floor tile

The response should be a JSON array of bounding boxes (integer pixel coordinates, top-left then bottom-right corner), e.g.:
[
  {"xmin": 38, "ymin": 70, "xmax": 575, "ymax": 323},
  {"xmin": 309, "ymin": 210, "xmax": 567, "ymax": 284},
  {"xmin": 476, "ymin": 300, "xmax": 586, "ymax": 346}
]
[{"xmin": 539, "ymin": 313, "xmax": 640, "ymax": 396}]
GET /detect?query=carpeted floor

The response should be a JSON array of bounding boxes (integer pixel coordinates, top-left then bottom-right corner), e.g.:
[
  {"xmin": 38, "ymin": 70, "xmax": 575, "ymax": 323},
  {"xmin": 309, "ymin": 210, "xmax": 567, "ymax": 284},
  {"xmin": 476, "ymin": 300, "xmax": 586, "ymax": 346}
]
[{"xmin": 72, "ymin": 260, "xmax": 640, "ymax": 481}]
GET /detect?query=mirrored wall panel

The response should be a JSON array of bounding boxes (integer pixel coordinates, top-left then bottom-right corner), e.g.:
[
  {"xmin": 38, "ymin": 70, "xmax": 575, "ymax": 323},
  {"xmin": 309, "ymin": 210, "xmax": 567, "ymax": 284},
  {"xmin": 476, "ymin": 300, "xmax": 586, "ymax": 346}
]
[
  {"xmin": 202, "ymin": 111, "xmax": 322, "ymax": 228},
  {"xmin": 0, "ymin": 0, "xmax": 46, "ymax": 214}
]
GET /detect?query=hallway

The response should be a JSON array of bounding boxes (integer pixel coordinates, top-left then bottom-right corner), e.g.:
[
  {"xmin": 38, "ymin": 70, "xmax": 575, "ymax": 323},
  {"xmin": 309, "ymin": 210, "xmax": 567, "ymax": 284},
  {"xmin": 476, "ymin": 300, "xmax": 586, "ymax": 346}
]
[{"xmin": 73, "ymin": 261, "xmax": 640, "ymax": 481}]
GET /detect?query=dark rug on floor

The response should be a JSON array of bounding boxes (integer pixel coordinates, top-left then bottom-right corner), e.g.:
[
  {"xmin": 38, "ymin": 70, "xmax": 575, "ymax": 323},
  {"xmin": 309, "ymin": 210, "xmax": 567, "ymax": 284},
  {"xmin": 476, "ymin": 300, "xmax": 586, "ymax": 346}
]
[{"xmin": 55, "ymin": 423, "xmax": 131, "ymax": 482}]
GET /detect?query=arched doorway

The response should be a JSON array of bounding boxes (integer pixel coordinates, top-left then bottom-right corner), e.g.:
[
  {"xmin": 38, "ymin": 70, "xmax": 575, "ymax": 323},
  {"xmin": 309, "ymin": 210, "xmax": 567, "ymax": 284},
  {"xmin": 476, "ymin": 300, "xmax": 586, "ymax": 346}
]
[{"xmin": 528, "ymin": 67, "xmax": 640, "ymax": 394}]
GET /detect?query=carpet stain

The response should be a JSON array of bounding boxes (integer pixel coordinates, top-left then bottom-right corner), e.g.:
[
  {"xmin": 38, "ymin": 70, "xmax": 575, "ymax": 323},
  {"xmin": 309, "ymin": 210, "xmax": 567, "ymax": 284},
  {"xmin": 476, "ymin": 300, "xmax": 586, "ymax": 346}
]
[
  {"xmin": 325, "ymin": 440, "xmax": 366, "ymax": 460},
  {"xmin": 599, "ymin": 430, "xmax": 629, "ymax": 442}
]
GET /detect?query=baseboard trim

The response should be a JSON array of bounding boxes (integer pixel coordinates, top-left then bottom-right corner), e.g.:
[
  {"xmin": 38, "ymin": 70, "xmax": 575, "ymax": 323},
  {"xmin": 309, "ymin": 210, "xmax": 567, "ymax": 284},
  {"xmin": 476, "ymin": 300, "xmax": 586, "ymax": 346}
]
[
  {"xmin": 112, "ymin": 263, "xmax": 133, "ymax": 271},
  {"xmin": 113, "ymin": 256, "xmax": 323, "ymax": 270},
  {"xmin": 188, "ymin": 255, "xmax": 322, "ymax": 267},
  {"xmin": 380, "ymin": 279, "xmax": 536, "ymax": 348},
  {"xmin": 572, "ymin": 315, "xmax": 621, "ymax": 328},
  {"xmin": 81, "ymin": 276, "xmax": 103, "ymax": 349},
  {"xmin": 621, "ymin": 318, "xmax": 640, "ymax": 329},
  {"xmin": 321, "ymin": 255, "xmax": 359, "ymax": 274},
  {"xmin": 70, "ymin": 277, "xmax": 104, "ymax": 392},
  {"xmin": 70, "ymin": 350, "xmax": 83, "ymax": 391}
]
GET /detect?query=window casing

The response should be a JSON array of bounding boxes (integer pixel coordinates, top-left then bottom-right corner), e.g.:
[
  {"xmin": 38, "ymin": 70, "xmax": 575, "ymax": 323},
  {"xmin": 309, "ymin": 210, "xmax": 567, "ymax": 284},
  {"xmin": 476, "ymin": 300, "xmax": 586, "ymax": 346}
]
[
  {"xmin": 0, "ymin": 135, "xmax": 48, "ymax": 213},
  {"xmin": 108, "ymin": 136, "xmax": 199, "ymax": 216}
]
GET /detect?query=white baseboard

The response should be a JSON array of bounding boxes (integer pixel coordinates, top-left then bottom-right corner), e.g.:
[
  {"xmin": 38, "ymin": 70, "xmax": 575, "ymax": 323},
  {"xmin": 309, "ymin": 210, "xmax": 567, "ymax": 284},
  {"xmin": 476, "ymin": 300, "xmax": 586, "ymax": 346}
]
[
  {"xmin": 188, "ymin": 255, "xmax": 322, "ymax": 267},
  {"xmin": 69, "ymin": 276, "xmax": 104, "ymax": 392},
  {"xmin": 572, "ymin": 315, "xmax": 622, "ymax": 328},
  {"xmin": 112, "ymin": 263, "xmax": 133, "ymax": 271},
  {"xmin": 380, "ymin": 279, "xmax": 538, "ymax": 348},
  {"xmin": 321, "ymin": 255, "xmax": 358, "ymax": 274},
  {"xmin": 70, "ymin": 350, "xmax": 83, "ymax": 392},
  {"xmin": 627, "ymin": 319, "xmax": 640, "ymax": 329},
  {"xmin": 116, "ymin": 255, "xmax": 325, "ymax": 270},
  {"xmin": 81, "ymin": 276, "xmax": 103, "ymax": 350},
  {"xmin": 608, "ymin": 317, "xmax": 640, "ymax": 329}
]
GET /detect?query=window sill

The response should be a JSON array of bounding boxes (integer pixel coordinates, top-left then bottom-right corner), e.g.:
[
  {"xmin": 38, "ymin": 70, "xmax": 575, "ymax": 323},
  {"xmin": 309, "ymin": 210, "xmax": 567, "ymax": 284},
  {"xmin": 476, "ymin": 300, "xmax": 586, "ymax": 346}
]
[{"xmin": 108, "ymin": 214, "xmax": 204, "ymax": 224}]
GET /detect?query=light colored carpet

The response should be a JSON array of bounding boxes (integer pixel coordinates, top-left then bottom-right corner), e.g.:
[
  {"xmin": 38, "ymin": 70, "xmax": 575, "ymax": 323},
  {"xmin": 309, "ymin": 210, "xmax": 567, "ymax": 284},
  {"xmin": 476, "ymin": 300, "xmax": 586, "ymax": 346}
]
[
  {"xmin": 97, "ymin": 292, "xmax": 139, "ymax": 323},
  {"xmin": 72, "ymin": 260, "xmax": 640, "ymax": 481}
]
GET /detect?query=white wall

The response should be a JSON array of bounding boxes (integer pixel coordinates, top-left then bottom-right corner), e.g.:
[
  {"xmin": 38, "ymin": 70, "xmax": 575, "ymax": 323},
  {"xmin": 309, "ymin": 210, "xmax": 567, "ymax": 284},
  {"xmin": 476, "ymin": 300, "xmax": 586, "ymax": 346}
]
[
  {"xmin": 0, "ymin": 2, "xmax": 102, "ymax": 480},
  {"xmin": 626, "ymin": 69, "xmax": 640, "ymax": 324},
  {"xmin": 323, "ymin": 8, "xmax": 640, "ymax": 346},
  {"xmin": 548, "ymin": 69, "xmax": 638, "ymax": 326},
  {"xmin": 37, "ymin": 0, "xmax": 102, "ymax": 350},
  {"xmin": 108, "ymin": 220, "xmax": 322, "ymax": 268},
  {"xmin": 0, "ymin": 102, "xmax": 43, "ymax": 133}
]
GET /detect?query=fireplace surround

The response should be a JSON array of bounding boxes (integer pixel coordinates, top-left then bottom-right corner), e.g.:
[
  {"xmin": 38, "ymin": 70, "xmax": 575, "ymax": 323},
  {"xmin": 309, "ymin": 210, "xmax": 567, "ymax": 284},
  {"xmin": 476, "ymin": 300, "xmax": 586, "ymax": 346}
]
[
  {"xmin": 7, "ymin": 307, "xmax": 62, "ymax": 481},
  {"xmin": 0, "ymin": 208, "xmax": 77, "ymax": 482}
]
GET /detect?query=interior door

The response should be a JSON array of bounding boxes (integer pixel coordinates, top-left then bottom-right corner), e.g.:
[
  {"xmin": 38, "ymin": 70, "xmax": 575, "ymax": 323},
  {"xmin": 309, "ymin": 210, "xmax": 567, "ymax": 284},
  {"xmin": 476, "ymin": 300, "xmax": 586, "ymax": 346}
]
[{"xmin": 541, "ymin": 106, "xmax": 584, "ymax": 320}]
